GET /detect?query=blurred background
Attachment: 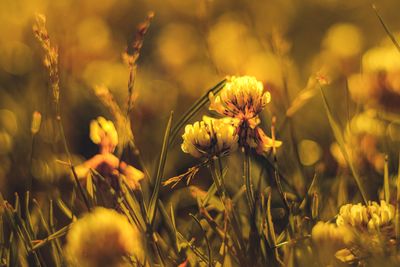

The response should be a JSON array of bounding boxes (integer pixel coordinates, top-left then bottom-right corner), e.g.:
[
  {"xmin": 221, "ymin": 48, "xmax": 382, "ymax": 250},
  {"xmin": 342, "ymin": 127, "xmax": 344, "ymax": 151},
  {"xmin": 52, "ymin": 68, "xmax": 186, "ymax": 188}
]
[{"xmin": 1, "ymin": 0, "xmax": 400, "ymax": 219}]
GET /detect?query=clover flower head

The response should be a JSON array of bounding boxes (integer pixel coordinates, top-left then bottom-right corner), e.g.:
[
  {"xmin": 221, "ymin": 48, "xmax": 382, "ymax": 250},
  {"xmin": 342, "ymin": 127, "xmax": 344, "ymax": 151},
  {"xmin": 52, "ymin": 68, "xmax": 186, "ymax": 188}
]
[
  {"xmin": 65, "ymin": 207, "xmax": 144, "ymax": 267},
  {"xmin": 209, "ymin": 76, "xmax": 271, "ymax": 120},
  {"xmin": 181, "ymin": 116, "xmax": 239, "ymax": 158},
  {"xmin": 90, "ymin": 116, "xmax": 118, "ymax": 149},
  {"xmin": 336, "ymin": 201, "xmax": 395, "ymax": 232}
]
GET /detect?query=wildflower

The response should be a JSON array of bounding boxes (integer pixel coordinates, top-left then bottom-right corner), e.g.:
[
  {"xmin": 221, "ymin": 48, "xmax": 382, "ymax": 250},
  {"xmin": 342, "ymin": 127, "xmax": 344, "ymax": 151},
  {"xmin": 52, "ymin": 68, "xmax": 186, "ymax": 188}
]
[
  {"xmin": 336, "ymin": 200, "xmax": 395, "ymax": 232},
  {"xmin": 312, "ymin": 221, "xmax": 353, "ymax": 247},
  {"xmin": 208, "ymin": 76, "xmax": 281, "ymax": 154},
  {"xmin": 90, "ymin": 116, "xmax": 118, "ymax": 153},
  {"xmin": 181, "ymin": 116, "xmax": 238, "ymax": 158},
  {"xmin": 311, "ymin": 221, "xmax": 354, "ymax": 266},
  {"xmin": 246, "ymin": 125, "xmax": 282, "ymax": 154},
  {"xmin": 65, "ymin": 207, "xmax": 144, "ymax": 267},
  {"xmin": 209, "ymin": 76, "xmax": 270, "ymax": 120}
]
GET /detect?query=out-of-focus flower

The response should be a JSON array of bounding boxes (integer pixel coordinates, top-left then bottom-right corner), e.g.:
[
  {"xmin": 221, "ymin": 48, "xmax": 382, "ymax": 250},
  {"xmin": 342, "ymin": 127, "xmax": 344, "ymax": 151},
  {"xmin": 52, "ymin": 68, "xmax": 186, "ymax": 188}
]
[
  {"xmin": 311, "ymin": 221, "xmax": 354, "ymax": 266},
  {"xmin": 330, "ymin": 120, "xmax": 386, "ymax": 173},
  {"xmin": 181, "ymin": 116, "xmax": 238, "ymax": 158},
  {"xmin": 65, "ymin": 207, "xmax": 144, "ymax": 267},
  {"xmin": 90, "ymin": 116, "xmax": 118, "ymax": 153},
  {"xmin": 336, "ymin": 200, "xmax": 395, "ymax": 233},
  {"xmin": 30, "ymin": 111, "xmax": 42, "ymax": 135},
  {"xmin": 348, "ymin": 41, "xmax": 400, "ymax": 111},
  {"xmin": 323, "ymin": 23, "xmax": 363, "ymax": 58},
  {"xmin": 209, "ymin": 76, "xmax": 270, "ymax": 120},
  {"xmin": 312, "ymin": 221, "xmax": 353, "ymax": 247}
]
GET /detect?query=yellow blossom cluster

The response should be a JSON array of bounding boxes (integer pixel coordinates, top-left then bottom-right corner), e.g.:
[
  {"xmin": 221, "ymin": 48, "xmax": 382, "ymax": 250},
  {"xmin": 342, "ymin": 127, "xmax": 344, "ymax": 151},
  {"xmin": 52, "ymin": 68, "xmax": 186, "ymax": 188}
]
[
  {"xmin": 336, "ymin": 200, "xmax": 395, "ymax": 232},
  {"xmin": 181, "ymin": 116, "xmax": 238, "ymax": 158},
  {"xmin": 312, "ymin": 200, "xmax": 396, "ymax": 264},
  {"xmin": 311, "ymin": 221, "xmax": 353, "ymax": 247},
  {"xmin": 182, "ymin": 76, "xmax": 282, "ymax": 158}
]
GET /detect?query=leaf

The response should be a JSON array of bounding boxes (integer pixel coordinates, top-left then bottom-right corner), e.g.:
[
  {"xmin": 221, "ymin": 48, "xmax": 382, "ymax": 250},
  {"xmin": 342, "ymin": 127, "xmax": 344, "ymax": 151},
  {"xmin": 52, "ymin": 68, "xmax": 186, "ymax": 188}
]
[
  {"xmin": 55, "ymin": 199, "xmax": 75, "ymax": 221},
  {"xmin": 32, "ymin": 199, "xmax": 61, "ymax": 266},
  {"xmin": 384, "ymin": 155, "xmax": 390, "ymax": 203},
  {"xmin": 120, "ymin": 181, "xmax": 146, "ymax": 231},
  {"xmin": 169, "ymin": 79, "xmax": 226, "ymax": 146},
  {"xmin": 201, "ymin": 183, "xmax": 218, "ymax": 208},
  {"xmin": 299, "ymin": 173, "xmax": 318, "ymax": 210},
  {"xmin": 148, "ymin": 111, "xmax": 173, "ymax": 225},
  {"xmin": 170, "ymin": 204, "xmax": 180, "ymax": 252},
  {"xmin": 24, "ymin": 192, "xmax": 35, "ymax": 239},
  {"xmin": 372, "ymin": 4, "xmax": 400, "ymax": 53},
  {"xmin": 396, "ymin": 153, "xmax": 400, "ymax": 239},
  {"xmin": 319, "ymin": 85, "xmax": 368, "ymax": 204},
  {"xmin": 176, "ymin": 231, "xmax": 209, "ymax": 264},
  {"xmin": 244, "ymin": 149, "xmax": 255, "ymax": 214},
  {"xmin": 189, "ymin": 214, "xmax": 212, "ymax": 267},
  {"xmin": 31, "ymin": 224, "xmax": 71, "ymax": 251}
]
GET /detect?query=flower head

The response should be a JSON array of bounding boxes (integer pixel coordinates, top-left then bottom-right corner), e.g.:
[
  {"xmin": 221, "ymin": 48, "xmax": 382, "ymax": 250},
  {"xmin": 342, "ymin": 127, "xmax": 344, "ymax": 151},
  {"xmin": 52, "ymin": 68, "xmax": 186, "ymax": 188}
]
[
  {"xmin": 90, "ymin": 116, "xmax": 118, "ymax": 153},
  {"xmin": 181, "ymin": 116, "xmax": 238, "ymax": 158},
  {"xmin": 208, "ymin": 76, "xmax": 281, "ymax": 154},
  {"xmin": 209, "ymin": 76, "xmax": 271, "ymax": 120},
  {"xmin": 65, "ymin": 207, "xmax": 144, "ymax": 267},
  {"xmin": 336, "ymin": 200, "xmax": 395, "ymax": 232}
]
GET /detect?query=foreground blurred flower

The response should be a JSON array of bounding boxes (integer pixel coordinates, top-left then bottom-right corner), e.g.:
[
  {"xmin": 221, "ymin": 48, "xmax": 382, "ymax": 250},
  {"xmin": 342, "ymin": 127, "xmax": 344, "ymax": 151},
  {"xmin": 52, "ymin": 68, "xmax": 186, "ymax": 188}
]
[
  {"xmin": 181, "ymin": 116, "xmax": 238, "ymax": 158},
  {"xmin": 209, "ymin": 76, "xmax": 281, "ymax": 153},
  {"xmin": 90, "ymin": 116, "xmax": 118, "ymax": 153},
  {"xmin": 65, "ymin": 207, "xmax": 144, "ymax": 267},
  {"xmin": 312, "ymin": 221, "xmax": 353, "ymax": 247}
]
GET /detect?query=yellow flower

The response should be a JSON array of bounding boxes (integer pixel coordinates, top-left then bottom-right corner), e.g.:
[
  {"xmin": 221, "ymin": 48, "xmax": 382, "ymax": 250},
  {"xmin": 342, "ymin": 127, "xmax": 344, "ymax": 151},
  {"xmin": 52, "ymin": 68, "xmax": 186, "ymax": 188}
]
[
  {"xmin": 246, "ymin": 125, "xmax": 282, "ymax": 154},
  {"xmin": 209, "ymin": 76, "xmax": 271, "ymax": 120},
  {"xmin": 90, "ymin": 116, "xmax": 118, "ymax": 151},
  {"xmin": 65, "ymin": 207, "xmax": 144, "ymax": 267},
  {"xmin": 312, "ymin": 221, "xmax": 353, "ymax": 247},
  {"xmin": 336, "ymin": 201, "xmax": 395, "ymax": 232},
  {"xmin": 208, "ymin": 76, "xmax": 281, "ymax": 154},
  {"xmin": 181, "ymin": 116, "xmax": 238, "ymax": 158}
]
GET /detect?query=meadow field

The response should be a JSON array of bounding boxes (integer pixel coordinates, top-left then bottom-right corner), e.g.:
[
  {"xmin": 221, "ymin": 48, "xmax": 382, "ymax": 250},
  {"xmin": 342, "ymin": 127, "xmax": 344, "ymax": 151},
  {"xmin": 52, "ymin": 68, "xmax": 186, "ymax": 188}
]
[{"xmin": 1, "ymin": 0, "xmax": 400, "ymax": 266}]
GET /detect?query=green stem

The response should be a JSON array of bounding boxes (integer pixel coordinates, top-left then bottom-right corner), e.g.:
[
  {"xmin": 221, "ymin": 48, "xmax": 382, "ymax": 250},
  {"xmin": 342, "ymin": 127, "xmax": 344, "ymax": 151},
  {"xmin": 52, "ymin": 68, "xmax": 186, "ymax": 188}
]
[{"xmin": 244, "ymin": 148, "xmax": 255, "ymax": 214}]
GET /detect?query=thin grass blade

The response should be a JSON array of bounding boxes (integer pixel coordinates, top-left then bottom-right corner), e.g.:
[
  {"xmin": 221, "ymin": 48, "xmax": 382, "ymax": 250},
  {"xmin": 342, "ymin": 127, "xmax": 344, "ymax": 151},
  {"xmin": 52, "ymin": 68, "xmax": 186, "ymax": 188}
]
[
  {"xmin": 319, "ymin": 85, "xmax": 368, "ymax": 204},
  {"xmin": 148, "ymin": 111, "xmax": 173, "ymax": 225}
]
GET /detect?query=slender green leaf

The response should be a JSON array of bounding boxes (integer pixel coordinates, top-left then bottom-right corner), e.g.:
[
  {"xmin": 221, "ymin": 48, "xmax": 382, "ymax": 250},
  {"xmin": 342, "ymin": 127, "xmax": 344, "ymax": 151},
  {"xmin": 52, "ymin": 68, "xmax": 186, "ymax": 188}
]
[
  {"xmin": 202, "ymin": 183, "xmax": 217, "ymax": 207},
  {"xmin": 189, "ymin": 214, "xmax": 212, "ymax": 267},
  {"xmin": 31, "ymin": 224, "xmax": 71, "ymax": 251},
  {"xmin": 396, "ymin": 154, "xmax": 400, "ymax": 239},
  {"xmin": 244, "ymin": 149, "xmax": 255, "ymax": 214},
  {"xmin": 372, "ymin": 4, "xmax": 400, "ymax": 53},
  {"xmin": 24, "ymin": 192, "xmax": 35, "ymax": 239},
  {"xmin": 299, "ymin": 173, "xmax": 318, "ymax": 210},
  {"xmin": 384, "ymin": 155, "xmax": 390, "ymax": 203},
  {"xmin": 55, "ymin": 198, "xmax": 75, "ymax": 221},
  {"xmin": 169, "ymin": 79, "xmax": 226, "ymax": 146},
  {"xmin": 319, "ymin": 85, "xmax": 368, "ymax": 204},
  {"xmin": 148, "ymin": 111, "xmax": 173, "ymax": 225},
  {"xmin": 32, "ymin": 199, "xmax": 60, "ymax": 266}
]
